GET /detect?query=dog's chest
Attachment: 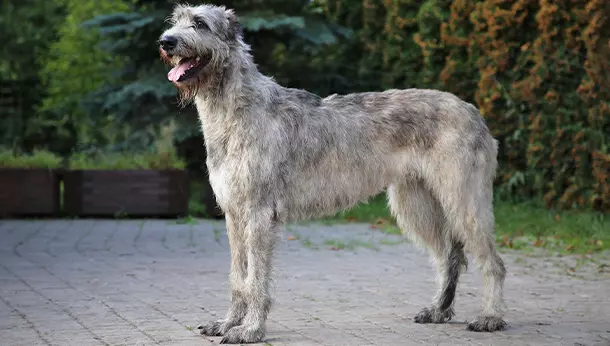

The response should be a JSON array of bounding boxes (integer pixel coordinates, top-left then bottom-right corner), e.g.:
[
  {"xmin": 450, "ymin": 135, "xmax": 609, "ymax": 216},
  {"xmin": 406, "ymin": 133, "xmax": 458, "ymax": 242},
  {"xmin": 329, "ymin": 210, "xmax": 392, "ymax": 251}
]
[
  {"xmin": 206, "ymin": 148, "xmax": 254, "ymax": 214},
  {"xmin": 207, "ymin": 165, "xmax": 233, "ymax": 213}
]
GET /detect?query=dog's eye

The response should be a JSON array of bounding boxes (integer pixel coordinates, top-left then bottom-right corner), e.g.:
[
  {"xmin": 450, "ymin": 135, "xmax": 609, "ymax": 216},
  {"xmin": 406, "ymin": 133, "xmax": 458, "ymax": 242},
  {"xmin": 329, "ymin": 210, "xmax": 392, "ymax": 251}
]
[{"xmin": 194, "ymin": 18, "xmax": 209, "ymax": 30}]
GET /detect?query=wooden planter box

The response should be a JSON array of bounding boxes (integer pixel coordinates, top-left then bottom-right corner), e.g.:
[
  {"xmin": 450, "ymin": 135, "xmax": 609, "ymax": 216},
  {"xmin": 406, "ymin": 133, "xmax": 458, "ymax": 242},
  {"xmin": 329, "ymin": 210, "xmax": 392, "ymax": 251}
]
[
  {"xmin": 63, "ymin": 169, "xmax": 189, "ymax": 217},
  {"xmin": 0, "ymin": 168, "xmax": 60, "ymax": 217}
]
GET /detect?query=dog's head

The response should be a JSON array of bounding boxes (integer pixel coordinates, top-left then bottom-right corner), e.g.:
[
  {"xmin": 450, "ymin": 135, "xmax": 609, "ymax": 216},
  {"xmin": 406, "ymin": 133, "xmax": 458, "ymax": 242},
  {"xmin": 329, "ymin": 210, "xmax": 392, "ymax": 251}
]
[{"xmin": 159, "ymin": 4, "xmax": 242, "ymax": 96}]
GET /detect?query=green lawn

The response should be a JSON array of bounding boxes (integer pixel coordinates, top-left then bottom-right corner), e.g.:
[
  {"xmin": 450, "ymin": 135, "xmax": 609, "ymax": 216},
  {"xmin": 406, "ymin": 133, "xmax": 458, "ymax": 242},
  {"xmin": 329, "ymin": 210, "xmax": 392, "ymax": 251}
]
[{"xmin": 326, "ymin": 194, "xmax": 610, "ymax": 254}]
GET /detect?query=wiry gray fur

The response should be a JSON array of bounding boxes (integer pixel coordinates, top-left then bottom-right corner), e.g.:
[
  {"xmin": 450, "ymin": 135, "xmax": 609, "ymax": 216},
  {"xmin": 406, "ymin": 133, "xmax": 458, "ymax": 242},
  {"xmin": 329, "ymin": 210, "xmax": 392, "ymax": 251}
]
[{"xmin": 159, "ymin": 3, "xmax": 507, "ymax": 343}]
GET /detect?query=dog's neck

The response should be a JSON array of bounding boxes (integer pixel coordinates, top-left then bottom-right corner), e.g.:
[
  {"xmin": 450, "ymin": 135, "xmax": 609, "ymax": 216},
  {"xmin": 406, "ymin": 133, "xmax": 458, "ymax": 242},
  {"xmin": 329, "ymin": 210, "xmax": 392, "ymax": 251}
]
[
  {"xmin": 194, "ymin": 42, "xmax": 276, "ymax": 123},
  {"xmin": 194, "ymin": 42, "xmax": 277, "ymax": 157}
]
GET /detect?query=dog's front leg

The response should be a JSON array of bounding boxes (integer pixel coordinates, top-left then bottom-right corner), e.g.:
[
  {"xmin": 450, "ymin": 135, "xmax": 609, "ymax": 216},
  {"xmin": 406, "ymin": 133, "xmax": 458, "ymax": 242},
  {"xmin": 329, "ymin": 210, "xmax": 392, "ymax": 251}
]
[
  {"xmin": 220, "ymin": 209, "xmax": 278, "ymax": 344},
  {"xmin": 200, "ymin": 213, "xmax": 248, "ymax": 336}
]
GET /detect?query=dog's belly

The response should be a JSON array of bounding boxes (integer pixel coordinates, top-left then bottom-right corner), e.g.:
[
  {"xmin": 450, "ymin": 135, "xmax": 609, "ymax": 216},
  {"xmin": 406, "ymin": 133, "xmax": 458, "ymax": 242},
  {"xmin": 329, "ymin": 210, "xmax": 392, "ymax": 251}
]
[
  {"xmin": 279, "ymin": 151, "xmax": 416, "ymax": 221},
  {"xmin": 282, "ymin": 175, "xmax": 386, "ymax": 221}
]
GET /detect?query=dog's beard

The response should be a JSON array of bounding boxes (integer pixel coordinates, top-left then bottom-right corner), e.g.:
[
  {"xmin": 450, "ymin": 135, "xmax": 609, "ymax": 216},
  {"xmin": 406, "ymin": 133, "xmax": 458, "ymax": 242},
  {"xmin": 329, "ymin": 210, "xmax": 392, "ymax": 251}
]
[{"xmin": 176, "ymin": 79, "xmax": 201, "ymax": 106}]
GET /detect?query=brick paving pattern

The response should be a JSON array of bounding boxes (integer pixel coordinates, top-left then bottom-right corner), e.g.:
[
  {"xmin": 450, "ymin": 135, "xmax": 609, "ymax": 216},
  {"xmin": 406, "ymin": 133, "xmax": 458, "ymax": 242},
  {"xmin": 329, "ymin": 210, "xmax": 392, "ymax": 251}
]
[{"xmin": 1, "ymin": 219, "xmax": 609, "ymax": 346}]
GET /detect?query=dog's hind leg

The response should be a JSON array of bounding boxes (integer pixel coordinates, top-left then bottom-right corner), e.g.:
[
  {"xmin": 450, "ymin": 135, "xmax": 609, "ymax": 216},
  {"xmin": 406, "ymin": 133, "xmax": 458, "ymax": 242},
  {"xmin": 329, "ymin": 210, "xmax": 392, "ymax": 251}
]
[
  {"xmin": 388, "ymin": 179, "xmax": 467, "ymax": 324},
  {"xmin": 220, "ymin": 208, "xmax": 278, "ymax": 344},
  {"xmin": 200, "ymin": 213, "xmax": 249, "ymax": 336},
  {"xmin": 461, "ymin": 185, "xmax": 506, "ymax": 332},
  {"xmin": 430, "ymin": 151, "xmax": 507, "ymax": 332}
]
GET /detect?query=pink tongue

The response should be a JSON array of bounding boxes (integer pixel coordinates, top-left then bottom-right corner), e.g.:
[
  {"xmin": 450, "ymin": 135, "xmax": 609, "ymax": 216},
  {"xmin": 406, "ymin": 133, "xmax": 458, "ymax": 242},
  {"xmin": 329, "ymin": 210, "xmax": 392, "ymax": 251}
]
[{"xmin": 168, "ymin": 61, "xmax": 191, "ymax": 82}]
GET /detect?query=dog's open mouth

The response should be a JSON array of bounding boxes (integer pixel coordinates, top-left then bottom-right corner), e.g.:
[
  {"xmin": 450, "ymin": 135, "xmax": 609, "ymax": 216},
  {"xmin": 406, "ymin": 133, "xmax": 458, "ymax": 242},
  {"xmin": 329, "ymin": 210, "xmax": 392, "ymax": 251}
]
[{"xmin": 168, "ymin": 56, "xmax": 209, "ymax": 83}]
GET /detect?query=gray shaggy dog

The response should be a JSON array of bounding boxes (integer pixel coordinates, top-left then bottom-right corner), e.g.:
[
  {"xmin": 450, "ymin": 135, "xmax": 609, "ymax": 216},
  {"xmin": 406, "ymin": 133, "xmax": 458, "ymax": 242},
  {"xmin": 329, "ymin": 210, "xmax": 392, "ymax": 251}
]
[{"xmin": 159, "ymin": 3, "xmax": 507, "ymax": 344}]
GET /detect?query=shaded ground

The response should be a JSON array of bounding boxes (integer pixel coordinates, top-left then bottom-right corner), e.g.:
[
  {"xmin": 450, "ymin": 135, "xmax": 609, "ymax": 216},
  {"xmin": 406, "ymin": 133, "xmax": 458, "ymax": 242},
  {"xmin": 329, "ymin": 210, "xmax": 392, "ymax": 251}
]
[{"xmin": 1, "ymin": 220, "xmax": 609, "ymax": 346}]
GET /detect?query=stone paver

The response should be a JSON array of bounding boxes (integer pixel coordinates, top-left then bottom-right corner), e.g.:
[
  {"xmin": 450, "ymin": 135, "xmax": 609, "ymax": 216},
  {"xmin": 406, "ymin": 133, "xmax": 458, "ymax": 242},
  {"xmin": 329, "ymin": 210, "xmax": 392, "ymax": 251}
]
[{"xmin": 0, "ymin": 219, "xmax": 609, "ymax": 346}]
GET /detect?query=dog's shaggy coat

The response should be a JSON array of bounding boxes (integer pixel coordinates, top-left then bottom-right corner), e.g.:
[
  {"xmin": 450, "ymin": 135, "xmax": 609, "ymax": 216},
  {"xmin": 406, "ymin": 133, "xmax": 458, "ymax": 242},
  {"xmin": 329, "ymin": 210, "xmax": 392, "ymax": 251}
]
[{"xmin": 159, "ymin": 4, "xmax": 507, "ymax": 344}]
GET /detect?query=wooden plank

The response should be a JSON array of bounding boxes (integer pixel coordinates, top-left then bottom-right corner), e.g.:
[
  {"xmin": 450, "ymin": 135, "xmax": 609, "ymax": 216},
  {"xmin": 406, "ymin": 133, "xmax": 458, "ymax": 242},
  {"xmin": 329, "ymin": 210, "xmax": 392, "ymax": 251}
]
[
  {"xmin": 0, "ymin": 169, "xmax": 60, "ymax": 217},
  {"xmin": 62, "ymin": 170, "xmax": 189, "ymax": 217}
]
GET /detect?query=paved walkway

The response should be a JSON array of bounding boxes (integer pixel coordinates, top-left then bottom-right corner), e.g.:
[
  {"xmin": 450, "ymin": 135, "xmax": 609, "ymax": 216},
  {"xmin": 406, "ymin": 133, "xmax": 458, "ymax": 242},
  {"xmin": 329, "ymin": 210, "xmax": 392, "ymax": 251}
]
[{"xmin": 1, "ymin": 219, "xmax": 609, "ymax": 346}]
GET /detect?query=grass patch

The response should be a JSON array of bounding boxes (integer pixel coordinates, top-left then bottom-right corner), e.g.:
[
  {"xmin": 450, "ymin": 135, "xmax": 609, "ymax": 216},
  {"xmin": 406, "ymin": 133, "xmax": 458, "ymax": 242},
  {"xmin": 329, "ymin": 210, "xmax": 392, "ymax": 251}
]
[
  {"xmin": 379, "ymin": 238, "xmax": 405, "ymax": 246},
  {"xmin": 301, "ymin": 237, "xmax": 315, "ymax": 248},
  {"xmin": 326, "ymin": 194, "xmax": 609, "ymax": 254},
  {"xmin": 213, "ymin": 228, "xmax": 222, "ymax": 243},
  {"xmin": 174, "ymin": 215, "xmax": 198, "ymax": 225},
  {"xmin": 323, "ymin": 238, "xmax": 379, "ymax": 251},
  {"xmin": 330, "ymin": 194, "xmax": 391, "ymax": 223},
  {"xmin": 494, "ymin": 201, "xmax": 608, "ymax": 254}
]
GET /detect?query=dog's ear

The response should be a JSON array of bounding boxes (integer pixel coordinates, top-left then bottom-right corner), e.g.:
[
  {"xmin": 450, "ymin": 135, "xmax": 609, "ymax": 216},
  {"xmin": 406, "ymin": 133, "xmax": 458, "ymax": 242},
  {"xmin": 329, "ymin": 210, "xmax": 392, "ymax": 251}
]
[{"xmin": 225, "ymin": 9, "xmax": 243, "ymax": 40}]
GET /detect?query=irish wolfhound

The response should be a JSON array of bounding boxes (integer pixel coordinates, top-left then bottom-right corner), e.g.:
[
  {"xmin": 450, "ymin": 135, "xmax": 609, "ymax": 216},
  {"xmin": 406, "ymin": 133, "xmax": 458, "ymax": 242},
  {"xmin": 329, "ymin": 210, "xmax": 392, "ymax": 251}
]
[{"xmin": 159, "ymin": 4, "xmax": 507, "ymax": 344}]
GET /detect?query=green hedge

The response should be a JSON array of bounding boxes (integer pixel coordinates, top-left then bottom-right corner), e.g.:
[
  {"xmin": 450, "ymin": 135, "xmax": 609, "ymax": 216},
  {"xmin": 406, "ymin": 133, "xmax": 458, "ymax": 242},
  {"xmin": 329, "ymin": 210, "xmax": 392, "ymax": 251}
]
[{"xmin": 322, "ymin": 0, "xmax": 609, "ymax": 211}]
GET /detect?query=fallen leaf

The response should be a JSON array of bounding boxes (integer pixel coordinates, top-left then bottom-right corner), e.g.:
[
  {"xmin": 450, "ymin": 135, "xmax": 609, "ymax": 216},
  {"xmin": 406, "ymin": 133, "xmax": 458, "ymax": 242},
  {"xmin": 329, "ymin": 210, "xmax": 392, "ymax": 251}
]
[{"xmin": 287, "ymin": 235, "xmax": 296, "ymax": 241}]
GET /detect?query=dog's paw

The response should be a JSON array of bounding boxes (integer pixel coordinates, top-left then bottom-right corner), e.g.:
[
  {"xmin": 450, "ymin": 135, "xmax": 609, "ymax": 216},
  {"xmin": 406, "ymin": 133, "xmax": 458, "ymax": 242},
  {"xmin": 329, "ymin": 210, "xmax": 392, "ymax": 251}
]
[
  {"xmin": 467, "ymin": 316, "xmax": 507, "ymax": 332},
  {"xmin": 414, "ymin": 307, "xmax": 454, "ymax": 324},
  {"xmin": 219, "ymin": 324, "xmax": 265, "ymax": 344},
  {"xmin": 198, "ymin": 319, "xmax": 238, "ymax": 337}
]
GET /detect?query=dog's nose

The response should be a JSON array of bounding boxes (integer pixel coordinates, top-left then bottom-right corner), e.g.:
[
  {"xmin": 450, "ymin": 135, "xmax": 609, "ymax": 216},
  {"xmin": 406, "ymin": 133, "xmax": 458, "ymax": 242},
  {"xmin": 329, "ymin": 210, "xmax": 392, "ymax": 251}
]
[{"xmin": 159, "ymin": 35, "xmax": 178, "ymax": 51}]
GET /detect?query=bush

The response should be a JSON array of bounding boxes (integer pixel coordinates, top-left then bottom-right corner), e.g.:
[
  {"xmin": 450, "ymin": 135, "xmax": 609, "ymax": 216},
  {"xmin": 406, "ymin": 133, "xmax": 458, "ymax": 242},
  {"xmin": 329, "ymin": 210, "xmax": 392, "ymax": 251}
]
[
  {"xmin": 446, "ymin": 0, "xmax": 610, "ymax": 211},
  {"xmin": 68, "ymin": 151, "xmax": 185, "ymax": 170},
  {"xmin": 0, "ymin": 148, "xmax": 63, "ymax": 169},
  {"xmin": 323, "ymin": 0, "xmax": 610, "ymax": 211},
  {"xmin": 68, "ymin": 120, "xmax": 186, "ymax": 170}
]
